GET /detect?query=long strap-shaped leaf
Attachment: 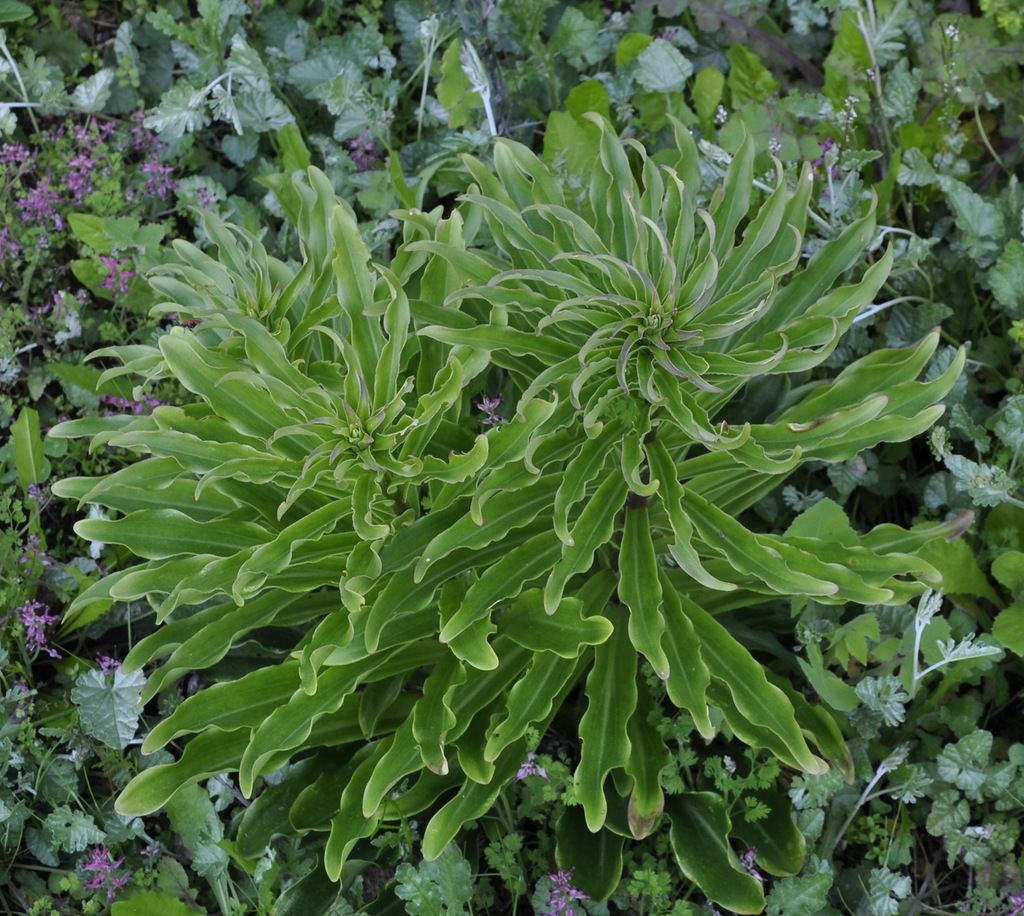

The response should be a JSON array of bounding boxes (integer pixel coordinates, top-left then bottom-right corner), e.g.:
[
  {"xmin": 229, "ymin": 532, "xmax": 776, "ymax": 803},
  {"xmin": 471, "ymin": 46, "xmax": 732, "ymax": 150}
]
[
  {"xmin": 619, "ymin": 499, "xmax": 670, "ymax": 679},
  {"xmin": 665, "ymin": 793, "xmax": 766, "ymax": 914},
  {"xmin": 421, "ymin": 736, "xmax": 529, "ymax": 860},
  {"xmin": 324, "ymin": 740, "xmax": 389, "ymax": 880},
  {"xmin": 624, "ymin": 672, "xmax": 669, "ymax": 839},
  {"xmin": 484, "ymin": 650, "xmax": 585, "ymax": 762},
  {"xmin": 676, "ymin": 592, "xmax": 826, "ymax": 773},
  {"xmin": 646, "ymin": 437, "xmax": 737, "ymax": 591},
  {"xmin": 659, "ymin": 572, "xmax": 715, "ymax": 739},
  {"xmin": 414, "ymin": 475, "xmax": 560, "ymax": 582},
  {"xmin": 115, "ymin": 728, "xmax": 251, "ymax": 817},
  {"xmin": 413, "ymin": 655, "xmax": 468, "ymax": 775},
  {"xmin": 574, "ymin": 606, "xmax": 636, "ymax": 832},
  {"xmin": 440, "ymin": 531, "xmax": 562, "ymax": 644},
  {"xmin": 544, "ymin": 472, "xmax": 628, "ymax": 613}
]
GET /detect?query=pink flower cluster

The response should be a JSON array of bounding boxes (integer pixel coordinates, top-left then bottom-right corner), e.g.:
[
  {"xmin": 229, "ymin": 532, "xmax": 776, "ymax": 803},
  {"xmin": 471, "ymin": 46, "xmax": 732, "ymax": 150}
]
[
  {"xmin": 99, "ymin": 255, "xmax": 136, "ymax": 297},
  {"xmin": 82, "ymin": 845, "xmax": 130, "ymax": 900},
  {"xmin": 99, "ymin": 393, "xmax": 167, "ymax": 415},
  {"xmin": 347, "ymin": 128, "xmax": 380, "ymax": 171},
  {"xmin": 475, "ymin": 394, "xmax": 505, "ymax": 426},
  {"xmin": 2, "ymin": 113, "xmax": 177, "ymax": 257},
  {"xmin": 543, "ymin": 868, "xmax": 588, "ymax": 916},
  {"xmin": 1, "ymin": 599, "xmax": 61, "ymax": 659}
]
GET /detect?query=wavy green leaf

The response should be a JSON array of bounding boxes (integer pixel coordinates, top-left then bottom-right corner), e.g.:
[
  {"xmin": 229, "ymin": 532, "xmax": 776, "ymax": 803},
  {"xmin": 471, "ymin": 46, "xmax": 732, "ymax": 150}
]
[
  {"xmin": 666, "ymin": 793, "xmax": 766, "ymax": 914},
  {"xmin": 574, "ymin": 607, "xmax": 635, "ymax": 831}
]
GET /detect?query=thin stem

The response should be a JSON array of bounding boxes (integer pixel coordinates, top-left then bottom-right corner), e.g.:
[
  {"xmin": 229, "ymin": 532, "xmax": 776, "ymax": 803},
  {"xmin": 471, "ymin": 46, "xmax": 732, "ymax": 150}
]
[
  {"xmin": 825, "ymin": 758, "xmax": 894, "ymax": 859},
  {"xmin": 0, "ymin": 35, "xmax": 39, "ymax": 133},
  {"xmin": 974, "ymin": 104, "xmax": 1005, "ymax": 171},
  {"xmin": 910, "ymin": 603, "xmax": 926, "ymax": 694},
  {"xmin": 854, "ymin": 1, "xmax": 894, "ymax": 156},
  {"xmin": 416, "ymin": 16, "xmax": 441, "ymax": 141},
  {"xmin": 753, "ymin": 176, "xmax": 833, "ymax": 234},
  {"xmin": 854, "ymin": 295, "xmax": 929, "ymax": 323}
]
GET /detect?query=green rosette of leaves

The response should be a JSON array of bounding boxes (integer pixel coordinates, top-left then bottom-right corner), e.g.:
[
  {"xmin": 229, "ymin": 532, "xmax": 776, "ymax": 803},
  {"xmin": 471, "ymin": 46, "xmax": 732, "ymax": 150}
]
[{"xmin": 51, "ymin": 118, "xmax": 966, "ymax": 912}]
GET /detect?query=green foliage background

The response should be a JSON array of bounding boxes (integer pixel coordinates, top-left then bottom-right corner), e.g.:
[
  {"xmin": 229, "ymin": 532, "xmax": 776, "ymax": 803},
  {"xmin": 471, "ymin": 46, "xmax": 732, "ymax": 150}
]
[{"xmin": 2, "ymin": 1, "xmax": 1024, "ymax": 914}]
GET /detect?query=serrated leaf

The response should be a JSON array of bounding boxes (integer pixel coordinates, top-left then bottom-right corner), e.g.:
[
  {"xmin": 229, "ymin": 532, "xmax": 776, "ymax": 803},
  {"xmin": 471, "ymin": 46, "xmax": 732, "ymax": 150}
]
[
  {"xmin": 938, "ymin": 177, "xmax": 1005, "ymax": 268},
  {"xmin": 551, "ymin": 7, "xmax": 603, "ymax": 68},
  {"xmin": 234, "ymin": 86, "xmax": 294, "ymax": 132},
  {"xmin": 45, "ymin": 806, "xmax": 104, "ymax": 853},
  {"xmin": 727, "ymin": 42, "xmax": 779, "ymax": 105},
  {"xmin": 896, "ymin": 147, "xmax": 936, "ymax": 186},
  {"xmin": 634, "ymin": 38, "xmax": 693, "ymax": 93},
  {"xmin": 988, "ymin": 238, "xmax": 1024, "ymax": 315},
  {"xmin": 394, "ymin": 844, "xmax": 473, "ymax": 916},
  {"xmin": 880, "ymin": 57, "xmax": 919, "ymax": 125},
  {"xmin": 70, "ymin": 667, "xmax": 146, "ymax": 750},
  {"xmin": 69, "ymin": 68, "xmax": 115, "ymax": 112},
  {"xmin": 991, "ymin": 549, "xmax": 1024, "ymax": 593},
  {"xmin": 67, "ymin": 214, "xmax": 112, "ymax": 252},
  {"xmin": 935, "ymin": 730, "xmax": 994, "ymax": 802},
  {"xmin": 165, "ymin": 782, "xmax": 229, "ymax": 877},
  {"xmin": 945, "ymin": 454, "xmax": 1015, "ymax": 507},
  {"xmin": 765, "ymin": 870, "xmax": 833, "ymax": 916},
  {"xmin": 144, "ymin": 81, "xmax": 211, "ymax": 137}
]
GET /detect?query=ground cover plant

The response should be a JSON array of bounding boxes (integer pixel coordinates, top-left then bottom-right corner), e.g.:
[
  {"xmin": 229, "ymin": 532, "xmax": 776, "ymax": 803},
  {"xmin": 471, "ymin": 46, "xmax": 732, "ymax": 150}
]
[
  {"xmin": 47, "ymin": 121, "xmax": 973, "ymax": 913},
  {"xmin": 2, "ymin": 0, "xmax": 1024, "ymax": 914}
]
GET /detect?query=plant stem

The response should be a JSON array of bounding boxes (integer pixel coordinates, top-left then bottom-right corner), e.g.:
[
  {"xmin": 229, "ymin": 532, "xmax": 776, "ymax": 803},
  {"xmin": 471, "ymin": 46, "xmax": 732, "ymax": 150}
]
[{"xmin": 0, "ymin": 36, "xmax": 39, "ymax": 134}]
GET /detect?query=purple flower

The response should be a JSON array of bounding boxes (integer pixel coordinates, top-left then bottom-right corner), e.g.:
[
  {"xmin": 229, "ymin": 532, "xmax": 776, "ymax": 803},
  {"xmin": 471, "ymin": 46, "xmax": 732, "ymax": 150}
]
[
  {"xmin": 82, "ymin": 845, "xmax": 130, "ymax": 901},
  {"xmin": 1007, "ymin": 892, "xmax": 1024, "ymax": 916},
  {"xmin": 475, "ymin": 394, "xmax": 505, "ymax": 426},
  {"xmin": 97, "ymin": 655, "xmax": 121, "ymax": 675},
  {"xmin": 811, "ymin": 137, "xmax": 842, "ymax": 181},
  {"xmin": 99, "ymin": 393, "xmax": 166, "ymax": 415},
  {"xmin": 195, "ymin": 185, "xmax": 218, "ymax": 209},
  {"xmin": 347, "ymin": 127, "xmax": 380, "ymax": 171},
  {"xmin": 98, "ymin": 255, "xmax": 136, "ymax": 297},
  {"xmin": 19, "ymin": 533, "xmax": 51, "ymax": 567},
  {"xmin": 130, "ymin": 109, "xmax": 164, "ymax": 153},
  {"xmin": 1, "ymin": 600, "xmax": 61, "ymax": 658},
  {"xmin": 0, "ymin": 224, "xmax": 23, "ymax": 261},
  {"xmin": 73, "ymin": 120, "xmax": 115, "ymax": 146},
  {"xmin": 739, "ymin": 848, "xmax": 764, "ymax": 884},
  {"xmin": 65, "ymin": 153, "xmax": 98, "ymax": 203},
  {"xmin": 515, "ymin": 751, "xmax": 549, "ymax": 781},
  {"xmin": 16, "ymin": 179, "xmax": 65, "ymax": 230},
  {"xmin": 0, "ymin": 142, "xmax": 29, "ymax": 165},
  {"xmin": 141, "ymin": 155, "xmax": 176, "ymax": 200},
  {"xmin": 543, "ymin": 868, "xmax": 588, "ymax": 916},
  {"xmin": 26, "ymin": 290, "xmax": 59, "ymax": 325}
]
